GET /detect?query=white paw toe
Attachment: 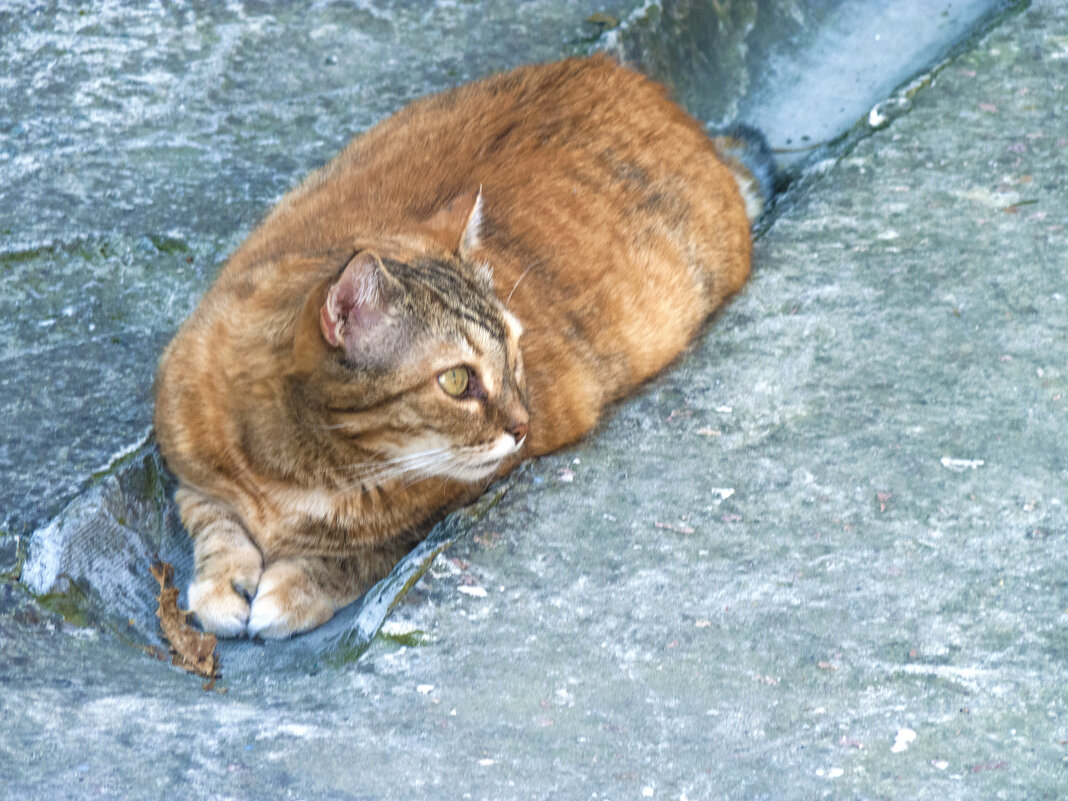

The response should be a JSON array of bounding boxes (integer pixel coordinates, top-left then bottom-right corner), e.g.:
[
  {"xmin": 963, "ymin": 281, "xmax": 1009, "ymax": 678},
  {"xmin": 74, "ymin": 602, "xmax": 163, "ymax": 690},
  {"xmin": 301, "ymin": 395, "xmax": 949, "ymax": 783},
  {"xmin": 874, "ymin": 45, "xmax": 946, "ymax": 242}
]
[
  {"xmin": 245, "ymin": 564, "xmax": 334, "ymax": 639},
  {"xmin": 188, "ymin": 577, "xmax": 250, "ymax": 638},
  {"xmin": 246, "ymin": 590, "xmax": 287, "ymax": 639}
]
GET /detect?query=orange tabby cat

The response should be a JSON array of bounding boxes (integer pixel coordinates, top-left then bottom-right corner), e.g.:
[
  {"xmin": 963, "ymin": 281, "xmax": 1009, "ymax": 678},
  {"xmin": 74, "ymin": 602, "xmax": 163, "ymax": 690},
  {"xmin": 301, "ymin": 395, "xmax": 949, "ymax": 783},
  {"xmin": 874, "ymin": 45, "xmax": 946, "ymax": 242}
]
[{"xmin": 154, "ymin": 55, "xmax": 775, "ymax": 639}]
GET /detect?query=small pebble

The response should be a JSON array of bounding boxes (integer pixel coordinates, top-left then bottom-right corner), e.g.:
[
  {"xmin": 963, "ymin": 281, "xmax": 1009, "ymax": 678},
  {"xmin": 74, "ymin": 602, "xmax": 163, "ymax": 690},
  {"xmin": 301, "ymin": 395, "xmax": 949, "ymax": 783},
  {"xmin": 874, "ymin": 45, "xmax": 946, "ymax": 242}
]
[{"xmin": 891, "ymin": 728, "xmax": 917, "ymax": 753}]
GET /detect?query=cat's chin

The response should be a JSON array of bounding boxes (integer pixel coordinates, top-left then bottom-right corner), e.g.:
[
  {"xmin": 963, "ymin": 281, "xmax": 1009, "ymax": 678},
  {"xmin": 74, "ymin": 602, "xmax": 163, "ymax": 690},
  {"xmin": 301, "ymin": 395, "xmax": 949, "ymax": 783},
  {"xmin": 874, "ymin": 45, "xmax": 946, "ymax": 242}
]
[
  {"xmin": 443, "ymin": 434, "xmax": 522, "ymax": 483},
  {"xmin": 444, "ymin": 463, "xmax": 505, "ymax": 483}
]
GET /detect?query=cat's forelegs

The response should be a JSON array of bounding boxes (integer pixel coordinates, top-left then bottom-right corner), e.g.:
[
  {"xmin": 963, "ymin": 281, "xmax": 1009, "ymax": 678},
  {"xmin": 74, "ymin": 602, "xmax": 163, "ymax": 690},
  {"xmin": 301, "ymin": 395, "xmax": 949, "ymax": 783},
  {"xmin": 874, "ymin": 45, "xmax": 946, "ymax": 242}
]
[
  {"xmin": 246, "ymin": 545, "xmax": 409, "ymax": 638},
  {"xmin": 177, "ymin": 487, "xmax": 264, "ymax": 637}
]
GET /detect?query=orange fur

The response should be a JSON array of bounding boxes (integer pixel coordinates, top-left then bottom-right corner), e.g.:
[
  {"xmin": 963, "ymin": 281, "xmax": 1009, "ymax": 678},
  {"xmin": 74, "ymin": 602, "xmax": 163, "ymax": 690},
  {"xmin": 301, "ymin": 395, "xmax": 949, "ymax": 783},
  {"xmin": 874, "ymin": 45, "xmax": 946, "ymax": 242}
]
[{"xmin": 155, "ymin": 55, "xmax": 757, "ymax": 638}]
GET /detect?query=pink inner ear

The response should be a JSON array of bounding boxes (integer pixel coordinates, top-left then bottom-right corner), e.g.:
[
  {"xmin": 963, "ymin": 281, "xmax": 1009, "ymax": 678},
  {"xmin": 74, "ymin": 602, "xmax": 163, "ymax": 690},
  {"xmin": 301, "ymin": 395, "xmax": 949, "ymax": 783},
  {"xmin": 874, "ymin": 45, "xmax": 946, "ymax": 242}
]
[
  {"xmin": 320, "ymin": 301, "xmax": 344, "ymax": 347},
  {"xmin": 319, "ymin": 252, "xmax": 383, "ymax": 349}
]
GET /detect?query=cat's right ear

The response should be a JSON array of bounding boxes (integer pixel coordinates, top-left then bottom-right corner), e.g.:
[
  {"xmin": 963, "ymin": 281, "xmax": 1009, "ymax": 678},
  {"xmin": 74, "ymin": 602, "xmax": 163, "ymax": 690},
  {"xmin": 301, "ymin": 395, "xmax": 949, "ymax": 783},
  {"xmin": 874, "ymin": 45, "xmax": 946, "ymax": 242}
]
[
  {"xmin": 421, "ymin": 188, "xmax": 483, "ymax": 259},
  {"xmin": 320, "ymin": 252, "xmax": 386, "ymax": 350}
]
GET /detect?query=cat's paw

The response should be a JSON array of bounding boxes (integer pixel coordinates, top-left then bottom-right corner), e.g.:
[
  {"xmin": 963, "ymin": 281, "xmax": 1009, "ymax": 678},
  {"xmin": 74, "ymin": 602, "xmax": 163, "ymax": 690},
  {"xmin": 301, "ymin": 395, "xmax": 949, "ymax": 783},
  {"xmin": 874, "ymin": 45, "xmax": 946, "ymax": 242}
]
[
  {"xmin": 188, "ymin": 560, "xmax": 263, "ymax": 638},
  {"xmin": 246, "ymin": 560, "xmax": 336, "ymax": 639}
]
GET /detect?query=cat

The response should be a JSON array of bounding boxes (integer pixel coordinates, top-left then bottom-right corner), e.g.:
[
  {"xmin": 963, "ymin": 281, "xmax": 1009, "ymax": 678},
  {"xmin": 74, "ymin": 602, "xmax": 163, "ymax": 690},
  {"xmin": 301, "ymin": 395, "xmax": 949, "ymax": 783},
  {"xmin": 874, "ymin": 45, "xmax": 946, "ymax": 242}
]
[{"xmin": 154, "ymin": 54, "xmax": 777, "ymax": 639}]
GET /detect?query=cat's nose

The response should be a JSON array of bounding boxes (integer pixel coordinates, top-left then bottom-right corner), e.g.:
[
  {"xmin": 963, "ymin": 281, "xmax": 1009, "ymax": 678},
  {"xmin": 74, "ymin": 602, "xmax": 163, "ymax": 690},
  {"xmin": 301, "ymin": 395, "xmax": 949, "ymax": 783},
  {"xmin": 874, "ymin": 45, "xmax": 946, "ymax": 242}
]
[{"xmin": 507, "ymin": 419, "xmax": 528, "ymax": 444}]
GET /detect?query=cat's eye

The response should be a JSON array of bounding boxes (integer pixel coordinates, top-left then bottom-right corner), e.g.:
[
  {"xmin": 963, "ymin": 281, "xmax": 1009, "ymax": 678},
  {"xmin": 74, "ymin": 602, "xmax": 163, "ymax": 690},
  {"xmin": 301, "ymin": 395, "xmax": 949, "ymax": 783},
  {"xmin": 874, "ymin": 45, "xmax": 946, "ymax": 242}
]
[{"xmin": 438, "ymin": 367, "xmax": 470, "ymax": 397}]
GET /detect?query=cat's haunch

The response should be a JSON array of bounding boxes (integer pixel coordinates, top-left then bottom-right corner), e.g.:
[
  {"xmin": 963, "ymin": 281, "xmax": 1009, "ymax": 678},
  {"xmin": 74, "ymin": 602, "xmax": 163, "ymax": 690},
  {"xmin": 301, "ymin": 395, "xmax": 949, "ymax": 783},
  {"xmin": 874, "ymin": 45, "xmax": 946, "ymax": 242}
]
[{"xmin": 154, "ymin": 55, "xmax": 775, "ymax": 639}]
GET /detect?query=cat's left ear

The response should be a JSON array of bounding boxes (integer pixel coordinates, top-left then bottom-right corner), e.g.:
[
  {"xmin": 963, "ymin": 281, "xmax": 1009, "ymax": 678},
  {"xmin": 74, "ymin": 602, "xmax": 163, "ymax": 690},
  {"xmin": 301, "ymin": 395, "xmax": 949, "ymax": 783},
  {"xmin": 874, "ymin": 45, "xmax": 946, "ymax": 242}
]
[
  {"xmin": 319, "ymin": 252, "xmax": 388, "ymax": 351},
  {"xmin": 424, "ymin": 187, "xmax": 483, "ymax": 259}
]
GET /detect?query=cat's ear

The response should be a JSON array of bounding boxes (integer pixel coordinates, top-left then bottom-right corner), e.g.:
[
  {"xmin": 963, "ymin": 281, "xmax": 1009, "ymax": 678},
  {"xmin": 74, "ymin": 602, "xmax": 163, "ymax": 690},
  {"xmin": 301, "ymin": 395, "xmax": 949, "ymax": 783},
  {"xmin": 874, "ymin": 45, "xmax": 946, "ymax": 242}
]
[
  {"xmin": 424, "ymin": 187, "xmax": 483, "ymax": 259},
  {"xmin": 458, "ymin": 187, "xmax": 483, "ymax": 259},
  {"xmin": 319, "ymin": 252, "xmax": 387, "ymax": 350}
]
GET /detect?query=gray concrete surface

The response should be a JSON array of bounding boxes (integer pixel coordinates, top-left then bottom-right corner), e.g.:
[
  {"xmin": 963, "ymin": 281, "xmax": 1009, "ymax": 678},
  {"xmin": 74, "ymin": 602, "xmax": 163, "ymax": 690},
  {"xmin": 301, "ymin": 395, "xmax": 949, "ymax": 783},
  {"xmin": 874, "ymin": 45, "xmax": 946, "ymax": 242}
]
[{"xmin": 2, "ymin": 0, "xmax": 1066, "ymax": 799}]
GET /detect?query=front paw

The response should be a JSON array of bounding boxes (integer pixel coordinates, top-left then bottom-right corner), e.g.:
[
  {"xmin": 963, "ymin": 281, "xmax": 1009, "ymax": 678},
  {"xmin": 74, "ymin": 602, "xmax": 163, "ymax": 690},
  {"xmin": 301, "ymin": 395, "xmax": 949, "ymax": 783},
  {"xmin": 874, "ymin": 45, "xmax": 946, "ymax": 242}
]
[
  {"xmin": 188, "ymin": 560, "xmax": 263, "ymax": 638},
  {"xmin": 246, "ymin": 560, "xmax": 336, "ymax": 639}
]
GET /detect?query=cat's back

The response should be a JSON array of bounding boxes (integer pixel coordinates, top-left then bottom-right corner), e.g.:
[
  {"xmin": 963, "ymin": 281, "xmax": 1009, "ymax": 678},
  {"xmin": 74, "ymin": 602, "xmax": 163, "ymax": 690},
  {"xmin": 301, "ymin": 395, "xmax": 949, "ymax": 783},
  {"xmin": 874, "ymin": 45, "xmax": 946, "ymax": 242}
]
[
  {"xmin": 268, "ymin": 56, "xmax": 748, "ymax": 247},
  {"xmin": 401, "ymin": 56, "xmax": 755, "ymax": 454}
]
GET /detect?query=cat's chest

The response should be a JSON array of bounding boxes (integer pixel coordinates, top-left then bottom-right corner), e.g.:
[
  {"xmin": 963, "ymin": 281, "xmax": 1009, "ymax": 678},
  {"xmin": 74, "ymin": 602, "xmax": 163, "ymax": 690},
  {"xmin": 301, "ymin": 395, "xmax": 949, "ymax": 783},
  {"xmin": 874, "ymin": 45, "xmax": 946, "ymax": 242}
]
[
  {"xmin": 233, "ymin": 483, "xmax": 348, "ymax": 554},
  {"xmin": 238, "ymin": 479, "xmax": 449, "ymax": 558},
  {"xmin": 273, "ymin": 485, "xmax": 340, "ymax": 527}
]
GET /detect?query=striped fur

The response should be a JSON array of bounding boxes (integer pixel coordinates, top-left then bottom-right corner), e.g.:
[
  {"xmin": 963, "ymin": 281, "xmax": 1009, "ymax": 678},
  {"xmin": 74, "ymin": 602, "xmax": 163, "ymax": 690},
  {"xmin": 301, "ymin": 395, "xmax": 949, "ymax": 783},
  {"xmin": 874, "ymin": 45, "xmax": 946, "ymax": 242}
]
[{"xmin": 155, "ymin": 55, "xmax": 763, "ymax": 638}]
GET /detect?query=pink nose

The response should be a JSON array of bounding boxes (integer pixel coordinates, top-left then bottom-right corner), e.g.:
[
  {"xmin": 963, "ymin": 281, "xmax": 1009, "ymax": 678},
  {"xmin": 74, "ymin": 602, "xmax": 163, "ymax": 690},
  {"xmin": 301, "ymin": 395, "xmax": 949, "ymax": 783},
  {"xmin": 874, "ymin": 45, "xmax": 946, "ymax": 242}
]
[{"xmin": 507, "ymin": 420, "xmax": 528, "ymax": 443}]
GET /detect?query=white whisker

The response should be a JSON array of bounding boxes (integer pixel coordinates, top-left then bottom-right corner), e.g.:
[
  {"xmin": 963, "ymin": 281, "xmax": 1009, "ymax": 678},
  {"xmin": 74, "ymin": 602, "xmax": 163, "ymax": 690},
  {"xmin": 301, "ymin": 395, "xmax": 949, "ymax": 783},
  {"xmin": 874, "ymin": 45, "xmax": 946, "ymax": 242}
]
[
  {"xmin": 386, "ymin": 460, "xmax": 457, "ymax": 500},
  {"xmin": 330, "ymin": 448, "xmax": 455, "ymax": 495},
  {"xmin": 315, "ymin": 421, "xmax": 364, "ymax": 431},
  {"xmin": 505, "ymin": 261, "xmax": 537, "ymax": 307},
  {"xmin": 331, "ymin": 448, "xmax": 448, "ymax": 476}
]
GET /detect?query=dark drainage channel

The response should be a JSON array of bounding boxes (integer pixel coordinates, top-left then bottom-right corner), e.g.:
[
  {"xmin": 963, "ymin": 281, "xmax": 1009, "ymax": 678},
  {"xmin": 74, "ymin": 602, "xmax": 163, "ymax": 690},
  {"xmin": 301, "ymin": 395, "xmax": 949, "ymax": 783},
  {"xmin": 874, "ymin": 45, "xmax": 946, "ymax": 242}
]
[{"xmin": 609, "ymin": 0, "xmax": 1028, "ymax": 171}]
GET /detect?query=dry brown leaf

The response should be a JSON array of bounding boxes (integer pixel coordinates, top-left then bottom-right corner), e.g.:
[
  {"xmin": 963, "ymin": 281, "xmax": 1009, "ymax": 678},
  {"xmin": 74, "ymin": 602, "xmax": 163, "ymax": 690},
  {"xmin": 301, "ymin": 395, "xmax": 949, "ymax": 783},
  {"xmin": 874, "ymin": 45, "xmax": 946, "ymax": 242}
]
[{"xmin": 150, "ymin": 560, "xmax": 220, "ymax": 686}]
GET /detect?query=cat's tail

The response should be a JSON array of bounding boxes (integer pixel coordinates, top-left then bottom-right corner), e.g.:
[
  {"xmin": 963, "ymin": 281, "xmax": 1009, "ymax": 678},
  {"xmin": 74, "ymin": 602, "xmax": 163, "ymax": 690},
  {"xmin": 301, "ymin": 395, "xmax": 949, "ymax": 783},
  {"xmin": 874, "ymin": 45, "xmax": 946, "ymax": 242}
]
[{"xmin": 710, "ymin": 123, "xmax": 782, "ymax": 226}]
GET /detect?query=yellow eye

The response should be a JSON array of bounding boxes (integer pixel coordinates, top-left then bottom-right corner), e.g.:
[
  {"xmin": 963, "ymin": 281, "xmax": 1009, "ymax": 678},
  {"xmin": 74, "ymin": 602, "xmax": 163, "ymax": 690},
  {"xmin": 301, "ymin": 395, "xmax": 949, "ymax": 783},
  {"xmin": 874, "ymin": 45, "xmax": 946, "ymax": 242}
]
[{"xmin": 438, "ymin": 366, "xmax": 470, "ymax": 397}]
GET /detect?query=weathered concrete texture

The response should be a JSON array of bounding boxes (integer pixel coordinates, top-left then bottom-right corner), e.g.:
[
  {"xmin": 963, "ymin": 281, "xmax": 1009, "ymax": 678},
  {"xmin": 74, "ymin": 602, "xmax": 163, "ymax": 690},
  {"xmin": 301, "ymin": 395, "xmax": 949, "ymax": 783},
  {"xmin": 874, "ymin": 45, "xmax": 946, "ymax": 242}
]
[{"xmin": 2, "ymin": 1, "xmax": 1067, "ymax": 800}]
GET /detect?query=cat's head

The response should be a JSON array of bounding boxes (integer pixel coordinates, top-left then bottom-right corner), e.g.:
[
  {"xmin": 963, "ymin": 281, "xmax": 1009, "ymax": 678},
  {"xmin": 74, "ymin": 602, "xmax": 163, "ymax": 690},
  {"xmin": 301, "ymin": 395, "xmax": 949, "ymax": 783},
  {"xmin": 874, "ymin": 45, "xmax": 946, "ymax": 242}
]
[{"xmin": 290, "ymin": 190, "xmax": 528, "ymax": 486}]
